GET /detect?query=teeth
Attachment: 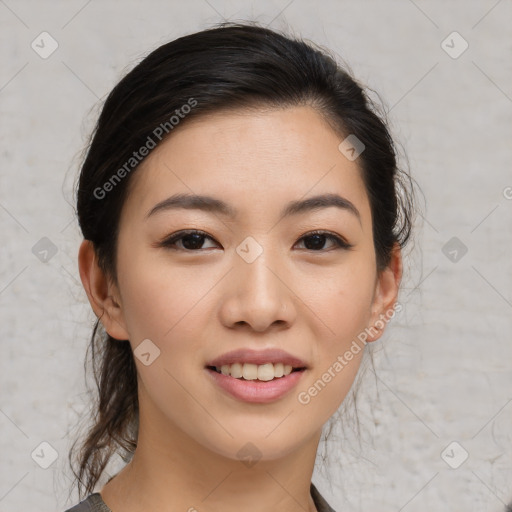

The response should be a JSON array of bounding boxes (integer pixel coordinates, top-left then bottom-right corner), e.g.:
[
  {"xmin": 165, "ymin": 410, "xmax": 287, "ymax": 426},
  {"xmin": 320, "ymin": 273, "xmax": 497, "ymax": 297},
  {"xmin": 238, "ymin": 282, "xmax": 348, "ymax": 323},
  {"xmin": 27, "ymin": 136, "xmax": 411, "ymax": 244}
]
[{"xmin": 217, "ymin": 362, "xmax": 295, "ymax": 380}]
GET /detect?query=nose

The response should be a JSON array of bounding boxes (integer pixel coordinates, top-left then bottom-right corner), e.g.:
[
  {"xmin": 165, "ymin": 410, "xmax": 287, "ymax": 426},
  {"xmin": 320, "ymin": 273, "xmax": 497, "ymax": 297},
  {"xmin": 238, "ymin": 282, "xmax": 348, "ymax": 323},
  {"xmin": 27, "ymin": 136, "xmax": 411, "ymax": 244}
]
[{"xmin": 218, "ymin": 244, "xmax": 297, "ymax": 333}]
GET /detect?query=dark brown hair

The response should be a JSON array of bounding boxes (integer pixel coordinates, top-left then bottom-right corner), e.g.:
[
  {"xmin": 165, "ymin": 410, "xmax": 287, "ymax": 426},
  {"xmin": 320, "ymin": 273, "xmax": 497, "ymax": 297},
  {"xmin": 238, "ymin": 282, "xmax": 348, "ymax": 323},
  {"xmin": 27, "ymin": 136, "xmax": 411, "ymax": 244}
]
[{"xmin": 69, "ymin": 20, "xmax": 416, "ymax": 500}]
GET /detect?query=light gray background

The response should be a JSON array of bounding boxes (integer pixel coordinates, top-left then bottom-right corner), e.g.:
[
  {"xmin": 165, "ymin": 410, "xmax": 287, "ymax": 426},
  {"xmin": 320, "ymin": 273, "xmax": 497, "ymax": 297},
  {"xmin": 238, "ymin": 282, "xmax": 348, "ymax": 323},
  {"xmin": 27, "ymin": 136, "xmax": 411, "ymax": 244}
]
[{"xmin": 1, "ymin": 1, "xmax": 511, "ymax": 511}]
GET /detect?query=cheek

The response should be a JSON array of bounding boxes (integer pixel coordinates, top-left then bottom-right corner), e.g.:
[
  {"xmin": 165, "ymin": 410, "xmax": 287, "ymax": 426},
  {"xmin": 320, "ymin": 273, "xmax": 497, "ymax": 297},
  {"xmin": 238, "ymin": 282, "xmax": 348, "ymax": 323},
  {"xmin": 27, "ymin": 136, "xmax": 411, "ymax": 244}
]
[
  {"xmin": 298, "ymin": 255, "xmax": 375, "ymax": 417},
  {"xmin": 309, "ymin": 257, "xmax": 376, "ymax": 342},
  {"xmin": 116, "ymin": 249, "xmax": 208, "ymax": 343}
]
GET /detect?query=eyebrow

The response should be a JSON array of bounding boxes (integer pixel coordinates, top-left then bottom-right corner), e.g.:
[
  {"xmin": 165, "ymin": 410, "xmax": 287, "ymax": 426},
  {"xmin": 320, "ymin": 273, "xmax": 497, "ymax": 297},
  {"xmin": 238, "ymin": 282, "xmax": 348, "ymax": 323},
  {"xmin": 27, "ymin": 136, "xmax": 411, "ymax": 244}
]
[{"xmin": 145, "ymin": 192, "xmax": 361, "ymax": 223}]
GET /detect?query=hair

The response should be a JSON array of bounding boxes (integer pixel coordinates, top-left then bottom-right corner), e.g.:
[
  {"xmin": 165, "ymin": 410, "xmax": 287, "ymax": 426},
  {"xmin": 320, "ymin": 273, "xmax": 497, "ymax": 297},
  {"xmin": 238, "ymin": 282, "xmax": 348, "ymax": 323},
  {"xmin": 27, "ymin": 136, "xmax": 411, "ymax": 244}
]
[{"xmin": 69, "ymin": 20, "xmax": 417, "ymax": 501}]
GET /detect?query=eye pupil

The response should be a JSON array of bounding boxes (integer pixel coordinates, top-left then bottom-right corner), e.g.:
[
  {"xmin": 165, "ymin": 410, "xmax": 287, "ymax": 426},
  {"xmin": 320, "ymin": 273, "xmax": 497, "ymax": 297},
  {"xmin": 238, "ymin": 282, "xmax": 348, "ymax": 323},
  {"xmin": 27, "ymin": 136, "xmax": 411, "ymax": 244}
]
[
  {"xmin": 304, "ymin": 234, "xmax": 326, "ymax": 251},
  {"xmin": 182, "ymin": 233, "xmax": 204, "ymax": 250}
]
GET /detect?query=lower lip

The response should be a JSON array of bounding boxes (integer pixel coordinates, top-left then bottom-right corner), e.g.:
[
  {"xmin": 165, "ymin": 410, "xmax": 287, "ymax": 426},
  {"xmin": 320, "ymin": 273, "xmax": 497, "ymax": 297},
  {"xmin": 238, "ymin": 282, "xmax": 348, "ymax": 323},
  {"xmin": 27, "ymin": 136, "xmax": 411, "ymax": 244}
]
[{"xmin": 205, "ymin": 368, "xmax": 306, "ymax": 403}]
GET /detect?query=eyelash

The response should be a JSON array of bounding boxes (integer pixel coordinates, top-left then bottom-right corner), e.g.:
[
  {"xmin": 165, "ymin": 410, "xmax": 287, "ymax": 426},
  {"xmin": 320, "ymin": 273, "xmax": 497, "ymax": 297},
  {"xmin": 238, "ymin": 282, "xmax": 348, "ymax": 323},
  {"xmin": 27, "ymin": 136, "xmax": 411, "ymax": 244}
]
[{"xmin": 159, "ymin": 229, "xmax": 353, "ymax": 252}]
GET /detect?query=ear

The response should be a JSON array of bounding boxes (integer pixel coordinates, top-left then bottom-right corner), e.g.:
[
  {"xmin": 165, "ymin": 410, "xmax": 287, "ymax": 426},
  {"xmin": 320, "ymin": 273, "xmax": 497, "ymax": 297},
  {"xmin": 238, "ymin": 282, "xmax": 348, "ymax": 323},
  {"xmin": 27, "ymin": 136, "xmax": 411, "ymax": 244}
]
[
  {"xmin": 78, "ymin": 239, "xmax": 130, "ymax": 341},
  {"xmin": 366, "ymin": 242, "xmax": 403, "ymax": 342}
]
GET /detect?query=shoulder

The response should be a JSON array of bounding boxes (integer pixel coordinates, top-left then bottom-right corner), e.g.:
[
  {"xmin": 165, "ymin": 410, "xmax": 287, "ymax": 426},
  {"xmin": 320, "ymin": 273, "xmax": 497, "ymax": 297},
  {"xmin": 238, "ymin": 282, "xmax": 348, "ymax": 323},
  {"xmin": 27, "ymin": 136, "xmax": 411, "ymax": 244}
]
[
  {"xmin": 63, "ymin": 493, "xmax": 112, "ymax": 512},
  {"xmin": 310, "ymin": 482, "xmax": 337, "ymax": 512},
  {"xmin": 66, "ymin": 486, "xmax": 333, "ymax": 512}
]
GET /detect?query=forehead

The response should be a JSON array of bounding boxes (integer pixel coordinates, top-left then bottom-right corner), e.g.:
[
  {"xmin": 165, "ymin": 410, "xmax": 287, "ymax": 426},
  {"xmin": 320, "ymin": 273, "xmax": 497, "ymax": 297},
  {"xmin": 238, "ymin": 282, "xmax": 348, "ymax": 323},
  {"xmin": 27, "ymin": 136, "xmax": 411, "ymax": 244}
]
[{"xmin": 123, "ymin": 106, "xmax": 370, "ymax": 225}]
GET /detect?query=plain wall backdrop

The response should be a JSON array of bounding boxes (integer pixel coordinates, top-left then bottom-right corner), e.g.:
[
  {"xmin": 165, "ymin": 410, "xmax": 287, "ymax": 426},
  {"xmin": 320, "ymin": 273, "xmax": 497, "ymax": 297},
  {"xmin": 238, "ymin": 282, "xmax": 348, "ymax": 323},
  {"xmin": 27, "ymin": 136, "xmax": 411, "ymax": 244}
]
[{"xmin": 1, "ymin": 1, "xmax": 511, "ymax": 511}]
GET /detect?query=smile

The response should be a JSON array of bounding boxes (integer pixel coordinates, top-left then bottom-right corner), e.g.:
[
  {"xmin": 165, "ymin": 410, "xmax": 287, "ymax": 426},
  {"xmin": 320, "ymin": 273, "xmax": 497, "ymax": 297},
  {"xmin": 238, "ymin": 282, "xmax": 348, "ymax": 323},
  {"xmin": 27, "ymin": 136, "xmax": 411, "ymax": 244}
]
[{"xmin": 208, "ymin": 362, "xmax": 305, "ymax": 381}]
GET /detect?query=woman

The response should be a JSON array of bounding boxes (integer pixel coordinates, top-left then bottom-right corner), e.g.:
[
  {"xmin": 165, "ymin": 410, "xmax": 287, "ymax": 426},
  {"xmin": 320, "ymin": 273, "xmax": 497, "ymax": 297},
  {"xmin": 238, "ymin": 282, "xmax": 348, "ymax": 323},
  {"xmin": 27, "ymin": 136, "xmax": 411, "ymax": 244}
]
[{"xmin": 65, "ymin": 21, "xmax": 415, "ymax": 512}]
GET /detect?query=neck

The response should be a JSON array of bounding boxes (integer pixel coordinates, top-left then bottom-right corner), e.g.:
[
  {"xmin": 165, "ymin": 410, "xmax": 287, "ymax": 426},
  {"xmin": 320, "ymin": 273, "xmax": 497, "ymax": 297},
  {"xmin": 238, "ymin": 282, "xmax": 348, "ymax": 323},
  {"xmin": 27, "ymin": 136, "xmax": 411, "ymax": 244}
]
[{"xmin": 100, "ymin": 394, "xmax": 322, "ymax": 512}]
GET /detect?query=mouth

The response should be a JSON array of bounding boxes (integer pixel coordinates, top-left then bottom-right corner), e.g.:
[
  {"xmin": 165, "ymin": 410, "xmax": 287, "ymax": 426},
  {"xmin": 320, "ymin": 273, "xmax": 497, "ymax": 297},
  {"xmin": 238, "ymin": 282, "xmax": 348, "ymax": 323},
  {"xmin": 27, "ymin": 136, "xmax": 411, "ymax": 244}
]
[
  {"xmin": 204, "ymin": 363, "xmax": 308, "ymax": 403},
  {"xmin": 205, "ymin": 363, "xmax": 306, "ymax": 381}
]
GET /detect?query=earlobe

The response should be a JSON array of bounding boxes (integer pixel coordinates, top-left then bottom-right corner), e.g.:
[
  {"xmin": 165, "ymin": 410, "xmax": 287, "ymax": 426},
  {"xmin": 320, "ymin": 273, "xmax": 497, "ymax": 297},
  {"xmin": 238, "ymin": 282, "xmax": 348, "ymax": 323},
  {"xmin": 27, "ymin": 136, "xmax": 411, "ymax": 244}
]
[
  {"xmin": 77, "ymin": 239, "xmax": 130, "ymax": 341},
  {"xmin": 366, "ymin": 243, "xmax": 403, "ymax": 342}
]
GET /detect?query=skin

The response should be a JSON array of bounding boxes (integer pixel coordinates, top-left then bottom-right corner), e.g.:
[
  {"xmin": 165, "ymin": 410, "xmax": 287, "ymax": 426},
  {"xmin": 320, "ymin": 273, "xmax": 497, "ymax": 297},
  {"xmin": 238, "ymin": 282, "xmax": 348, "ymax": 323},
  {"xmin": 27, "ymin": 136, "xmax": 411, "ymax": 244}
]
[{"xmin": 78, "ymin": 105, "xmax": 402, "ymax": 512}]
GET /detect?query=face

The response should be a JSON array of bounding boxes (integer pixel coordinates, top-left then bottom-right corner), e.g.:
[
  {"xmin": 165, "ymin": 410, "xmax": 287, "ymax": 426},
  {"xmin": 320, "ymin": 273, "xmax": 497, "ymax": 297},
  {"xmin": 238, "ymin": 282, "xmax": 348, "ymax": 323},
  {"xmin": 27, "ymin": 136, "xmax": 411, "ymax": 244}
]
[{"xmin": 98, "ymin": 105, "xmax": 399, "ymax": 462}]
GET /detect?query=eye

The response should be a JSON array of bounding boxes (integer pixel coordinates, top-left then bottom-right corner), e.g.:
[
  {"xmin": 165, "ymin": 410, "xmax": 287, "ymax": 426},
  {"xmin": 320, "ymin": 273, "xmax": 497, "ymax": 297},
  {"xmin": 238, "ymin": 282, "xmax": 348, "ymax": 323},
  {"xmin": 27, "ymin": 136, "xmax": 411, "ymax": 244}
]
[
  {"xmin": 159, "ymin": 230, "xmax": 219, "ymax": 251},
  {"xmin": 159, "ymin": 229, "xmax": 352, "ymax": 252},
  {"xmin": 294, "ymin": 230, "xmax": 353, "ymax": 251}
]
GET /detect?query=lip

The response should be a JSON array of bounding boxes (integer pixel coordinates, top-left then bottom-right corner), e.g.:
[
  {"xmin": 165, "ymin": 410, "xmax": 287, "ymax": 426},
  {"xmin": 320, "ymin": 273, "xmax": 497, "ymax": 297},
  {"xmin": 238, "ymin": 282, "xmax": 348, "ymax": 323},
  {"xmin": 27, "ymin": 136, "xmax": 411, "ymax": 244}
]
[
  {"xmin": 204, "ymin": 348, "xmax": 308, "ymax": 369},
  {"xmin": 205, "ymin": 367, "xmax": 307, "ymax": 403}
]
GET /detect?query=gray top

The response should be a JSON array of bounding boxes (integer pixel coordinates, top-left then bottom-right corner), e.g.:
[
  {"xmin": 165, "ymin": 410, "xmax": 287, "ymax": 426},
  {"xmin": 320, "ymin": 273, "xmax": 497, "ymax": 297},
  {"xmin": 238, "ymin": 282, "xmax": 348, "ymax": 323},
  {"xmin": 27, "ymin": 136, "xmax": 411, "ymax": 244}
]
[{"xmin": 64, "ymin": 481, "xmax": 336, "ymax": 512}]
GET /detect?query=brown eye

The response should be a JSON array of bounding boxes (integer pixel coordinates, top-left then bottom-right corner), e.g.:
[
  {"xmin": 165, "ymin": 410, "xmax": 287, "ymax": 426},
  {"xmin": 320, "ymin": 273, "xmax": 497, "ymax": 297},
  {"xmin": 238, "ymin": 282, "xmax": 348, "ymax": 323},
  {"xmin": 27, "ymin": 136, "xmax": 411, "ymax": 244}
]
[
  {"xmin": 295, "ymin": 231, "xmax": 353, "ymax": 251},
  {"xmin": 160, "ymin": 230, "xmax": 219, "ymax": 251}
]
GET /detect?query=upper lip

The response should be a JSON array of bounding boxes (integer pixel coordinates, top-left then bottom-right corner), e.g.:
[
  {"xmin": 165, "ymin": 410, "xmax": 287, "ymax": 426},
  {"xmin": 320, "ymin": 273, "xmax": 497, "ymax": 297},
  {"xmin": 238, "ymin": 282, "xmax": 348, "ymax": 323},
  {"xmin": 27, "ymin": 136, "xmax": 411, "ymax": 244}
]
[{"xmin": 205, "ymin": 348, "xmax": 308, "ymax": 369}]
